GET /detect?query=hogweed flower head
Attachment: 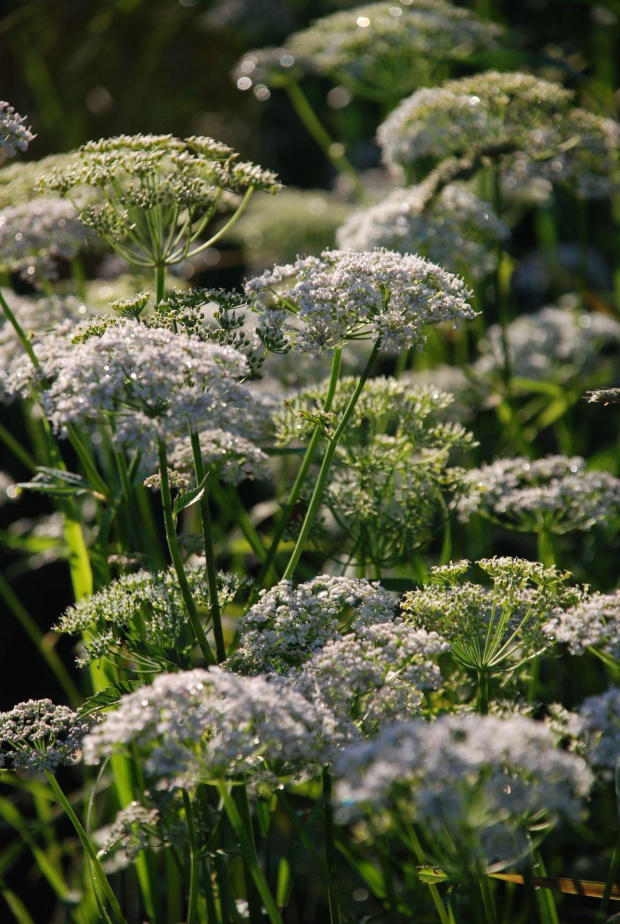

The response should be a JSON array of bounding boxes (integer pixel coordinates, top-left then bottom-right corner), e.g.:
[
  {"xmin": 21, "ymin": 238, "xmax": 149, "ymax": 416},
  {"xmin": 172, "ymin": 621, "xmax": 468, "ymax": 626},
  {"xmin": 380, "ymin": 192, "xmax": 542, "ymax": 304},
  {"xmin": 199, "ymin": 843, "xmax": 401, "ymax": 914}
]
[
  {"xmin": 35, "ymin": 133, "xmax": 281, "ymax": 270},
  {"xmin": 0, "ymin": 102, "xmax": 35, "ymax": 162},
  {"xmin": 0, "ymin": 699, "xmax": 93, "ymax": 774},
  {"xmin": 402, "ymin": 557, "xmax": 583, "ymax": 679},
  {"xmin": 337, "ymin": 183, "xmax": 508, "ymax": 279},
  {"xmin": 456, "ymin": 455, "xmax": 620, "ymax": 535},
  {"xmin": 282, "ymin": 2, "xmax": 502, "ymax": 100},
  {"xmin": 232, "ymin": 575, "xmax": 397, "ymax": 675},
  {"xmin": 334, "ymin": 713, "xmax": 592, "ymax": 873},
  {"xmin": 378, "ymin": 71, "xmax": 619, "ymax": 198},
  {"xmin": 84, "ymin": 668, "xmax": 333, "ymax": 791},
  {"xmin": 246, "ymin": 248, "xmax": 475, "ymax": 352}
]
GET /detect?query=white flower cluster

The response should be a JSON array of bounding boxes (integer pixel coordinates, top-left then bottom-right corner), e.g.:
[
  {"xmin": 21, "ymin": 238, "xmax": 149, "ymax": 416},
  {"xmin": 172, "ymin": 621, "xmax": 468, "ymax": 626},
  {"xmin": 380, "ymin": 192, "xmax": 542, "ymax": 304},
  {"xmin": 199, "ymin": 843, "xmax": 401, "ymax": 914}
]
[
  {"xmin": 337, "ymin": 183, "xmax": 508, "ymax": 279},
  {"xmin": 456, "ymin": 456, "xmax": 620, "ymax": 535},
  {"xmin": 402, "ymin": 557, "xmax": 582, "ymax": 676},
  {"xmin": 246, "ymin": 248, "xmax": 475, "ymax": 352},
  {"xmin": 9, "ymin": 320, "xmax": 268, "ymax": 465},
  {"xmin": 552, "ymin": 688, "xmax": 620, "ymax": 777},
  {"xmin": 335, "ymin": 714, "xmax": 591, "ymax": 872},
  {"xmin": 473, "ymin": 306, "xmax": 620, "ymax": 384},
  {"xmin": 293, "ymin": 623, "xmax": 448, "ymax": 737},
  {"xmin": 0, "ymin": 699, "xmax": 94, "ymax": 774},
  {"xmin": 586, "ymin": 388, "xmax": 620, "ymax": 406},
  {"xmin": 97, "ymin": 803, "xmax": 161, "ymax": 863},
  {"xmin": 0, "ymin": 198, "xmax": 96, "ymax": 282},
  {"xmin": 167, "ymin": 427, "xmax": 270, "ymax": 485},
  {"xmin": 0, "ymin": 101, "xmax": 35, "ymax": 161},
  {"xmin": 378, "ymin": 72, "xmax": 619, "ymax": 198},
  {"xmin": 544, "ymin": 591, "xmax": 620, "ymax": 660},
  {"xmin": 83, "ymin": 668, "xmax": 332, "ymax": 790},
  {"xmin": 57, "ymin": 566, "xmax": 238, "ymax": 667},
  {"xmin": 232, "ymin": 575, "xmax": 397, "ymax": 675},
  {"xmin": 284, "ymin": 2, "xmax": 502, "ymax": 98}
]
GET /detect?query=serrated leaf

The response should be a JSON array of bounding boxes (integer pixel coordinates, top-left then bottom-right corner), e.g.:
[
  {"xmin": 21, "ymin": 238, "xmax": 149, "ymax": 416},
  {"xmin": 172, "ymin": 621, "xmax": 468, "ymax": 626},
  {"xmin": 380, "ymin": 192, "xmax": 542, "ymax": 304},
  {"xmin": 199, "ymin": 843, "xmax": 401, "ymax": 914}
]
[
  {"xmin": 173, "ymin": 472, "xmax": 209, "ymax": 518},
  {"xmin": 78, "ymin": 681, "xmax": 139, "ymax": 716}
]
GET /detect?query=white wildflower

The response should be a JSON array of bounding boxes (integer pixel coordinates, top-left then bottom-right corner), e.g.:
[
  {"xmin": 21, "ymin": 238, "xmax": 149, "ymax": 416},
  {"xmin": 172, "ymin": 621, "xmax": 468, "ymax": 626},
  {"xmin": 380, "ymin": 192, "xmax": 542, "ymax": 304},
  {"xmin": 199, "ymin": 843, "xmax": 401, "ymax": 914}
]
[
  {"xmin": 0, "ymin": 102, "xmax": 35, "ymax": 161},
  {"xmin": 0, "ymin": 699, "xmax": 94, "ymax": 774},
  {"xmin": 544, "ymin": 591, "xmax": 620, "ymax": 660}
]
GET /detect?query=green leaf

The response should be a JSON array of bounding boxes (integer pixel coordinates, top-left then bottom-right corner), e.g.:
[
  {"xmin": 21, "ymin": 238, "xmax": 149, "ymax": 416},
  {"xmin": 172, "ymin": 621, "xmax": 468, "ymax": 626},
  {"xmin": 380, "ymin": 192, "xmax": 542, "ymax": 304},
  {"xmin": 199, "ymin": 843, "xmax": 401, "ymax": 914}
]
[
  {"xmin": 78, "ymin": 681, "xmax": 140, "ymax": 716},
  {"xmin": 16, "ymin": 467, "xmax": 90, "ymax": 498},
  {"xmin": 173, "ymin": 472, "xmax": 209, "ymax": 518}
]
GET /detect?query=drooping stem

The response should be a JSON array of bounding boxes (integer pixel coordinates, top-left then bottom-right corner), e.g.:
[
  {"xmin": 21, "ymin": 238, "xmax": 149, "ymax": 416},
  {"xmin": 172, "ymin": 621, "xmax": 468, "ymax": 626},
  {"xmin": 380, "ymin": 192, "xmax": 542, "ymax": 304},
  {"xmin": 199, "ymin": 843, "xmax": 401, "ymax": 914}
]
[
  {"xmin": 45, "ymin": 773, "xmax": 128, "ymax": 924},
  {"xmin": 158, "ymin": 439, "xmax": 216, "ymax": 665},
  {"xmin": 252, "ymin": 348, "xmax": 343, "ymax": 592},
  {"xmin": 190, "ymin": 428, "xmax": 226, "ymax": 663},
  {"xmin": 322, "ymin": 768, "xmax": 342, "ymax": 924},
  {"xmin": 282, "ymin": 343, "xmax": 379, "ymax": 580}
]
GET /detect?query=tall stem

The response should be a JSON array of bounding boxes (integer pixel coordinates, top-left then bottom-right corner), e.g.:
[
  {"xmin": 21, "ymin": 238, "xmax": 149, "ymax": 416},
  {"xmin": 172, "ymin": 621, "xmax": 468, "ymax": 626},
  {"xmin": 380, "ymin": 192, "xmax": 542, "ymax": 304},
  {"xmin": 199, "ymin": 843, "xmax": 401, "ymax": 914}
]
[
  {"xmin": 182, "ymin": 791, "xmax": 200, "ymax": 924},
  {"xmin": 155, "ymin": 264, "xmax": 166, "ymax": 304},
  {"xmin": 322, "ymin": 768, "xmax": 342, "ymax": 924},
  {"xmin": 45, "ymin": 773, "xmax": 128, "ymax": 924},
  {"xmin": 282, "ymin": 343, "xmax": 379, "ymax": 580},
  {"xmin": 0, "ymin": 288, "xmax": 40, "ymax": 369},
  {"xmin": 252, "ymin": 348, "xmax": 343, "ymax": 593},
  {"xmin": 190, "ymin": 429, "xmax": 226, "ymax": 663},
  {"xmin": 158, "ymin": 440, "xmax": 216, "ymax": 665}
]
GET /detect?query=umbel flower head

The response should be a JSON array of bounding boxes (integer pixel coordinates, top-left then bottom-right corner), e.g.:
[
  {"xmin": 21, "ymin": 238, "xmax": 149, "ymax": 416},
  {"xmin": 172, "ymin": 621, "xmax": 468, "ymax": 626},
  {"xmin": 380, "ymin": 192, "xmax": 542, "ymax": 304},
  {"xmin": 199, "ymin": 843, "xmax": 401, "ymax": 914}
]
[
  {"xmin": 401, "ymin": 557, "xmax": 583, "ymax": 681},
  {"xmin": 337, "ymin": 182, "xmax": 508, "ymax": 280},
  {"xmin": 550, "ymin": 687, "xmax": 620, "ymax": 778},
  {"xmin": 8, "ymin": 318, "xmax": 268, "ymax": 467},
  {"xmin": 0, "ymin": 101, "xmax": 35, "ymax": 161},
  {"xmin": 243, "ymin": 2, "xmax": 502, "ymax": 101},
  {"xmin": 334, "ymin": 713, "xmax": 592, "ymax": 874},
  {"xmin": 0, "ymin": 699, "xmax": 94, "ymax": 774},
  {"xmin": 35, "ymin": 134, "xmax": 281, "ymax": 270},
  {"xmin": 378, "ymin": 71, "xmax": 619, "ymax": 198},
  {"xmin": 245, "ymin": 248, "xmax": 475, "ymax": 352},
  {"xmin": 83, "ymin": 668, "xmax": 332, "ymax": 791},
  {"xmin": 456, "ymin": 455, "xmax": 620, "ymax": 535},
  {"xmin": 544, "ymin": 591, "xmax": 620, "ymax": 664},
  {"xmin": 0, "ymin": 198, "xmax": 96, "ymax": 283}
]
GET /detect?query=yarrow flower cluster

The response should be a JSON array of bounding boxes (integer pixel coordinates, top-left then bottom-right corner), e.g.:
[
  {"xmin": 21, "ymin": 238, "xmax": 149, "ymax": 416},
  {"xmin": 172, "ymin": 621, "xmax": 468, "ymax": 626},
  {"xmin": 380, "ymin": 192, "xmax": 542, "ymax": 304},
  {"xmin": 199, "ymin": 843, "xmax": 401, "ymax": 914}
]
[
  {"xmin": 473, "ymin": 306, "xmax": 620, "ymax": 384},
  {"xmin": 378, "ymin": 72, "xmax": 619, "ymax": 197},
  {"xmin": 0, "ymin": 101, "xmax": 35, "ymax": 161},
  {"xmin": 35, "ymin": 134, "xmax": 281, "ymax": 269},
  {"xmin": 334, "ymin": 714, "xmax": 592, "ymax": 873},
  {"xmin": 0, "ymin": 198, "xmax": 96, "ymax": 282},
  {"xmin": 0, "ymin": 699, "xmax": 93, "ymax": 774},
  {"xmin": 268, "ymin": 2, "xmax": 502, "ymax": 99},
  {"xmin": 337, "ymin": 183, "xmax": 508, "ymax": 279},
  {"xmin": 246, "ymin": 248, "xmax": 475, "ymax": 352},
  {"xmin": 456, "ymin": 456, "xmax": 620, "ymax": 535},
  {"xmin": 401, "ymin": 557, "xmax": 582, "ymax": 680},
  {"xmin": 83, "ymin": 668, "xmax": 332, "ymax": 791}
]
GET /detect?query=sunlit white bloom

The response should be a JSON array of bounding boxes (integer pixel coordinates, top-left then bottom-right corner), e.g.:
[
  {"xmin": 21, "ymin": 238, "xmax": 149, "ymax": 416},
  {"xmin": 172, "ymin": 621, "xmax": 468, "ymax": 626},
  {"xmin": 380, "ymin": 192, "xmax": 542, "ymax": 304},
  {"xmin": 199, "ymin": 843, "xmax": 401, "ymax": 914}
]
[
  {"xmin": 544, "ymin": 592, "xmax": 620, "ymax": 661},
  {"xmin": 0, "ymin": 102, "xmax": 35, "ymax": 161},
  {"xmin": 0, "ymin": 699, "xmax": 94, "ymax": 774}
]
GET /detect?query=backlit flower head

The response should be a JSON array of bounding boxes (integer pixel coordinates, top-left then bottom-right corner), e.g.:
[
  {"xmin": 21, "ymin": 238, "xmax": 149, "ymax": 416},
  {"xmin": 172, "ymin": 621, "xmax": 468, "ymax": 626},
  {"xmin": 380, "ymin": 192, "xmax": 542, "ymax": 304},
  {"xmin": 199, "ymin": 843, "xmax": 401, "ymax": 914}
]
[
  {"xmin": 544, "ymin": 591, "xmax": 620, "ymax": 662},
  {"xmin": 246, "ymin": 248, "xmax": 475, "ymax": 352},
  {"xmin": 337, "ymin": 183, "xmax": 508, "ymax": 279},
  {"xmin": 378, "ymin": 72, "xmax": 619, "ymax": 198},
  {"xmin": 0, "ymin": 699, "xmax": 93, "ymax": 774},
  {"xmin": 334, "ymin": 713, "xmax": 592, "ymax": 873},
  {"xmin": 84, "ymin": 668, "xmax": 332, "ymax": 790},
  {"xmin": 0, "ymin": 102, "xmax": 35, "ymax": 161},
  {"xmin": 456, "ymin": 456, "xmax": 620, "ymax": 535}
]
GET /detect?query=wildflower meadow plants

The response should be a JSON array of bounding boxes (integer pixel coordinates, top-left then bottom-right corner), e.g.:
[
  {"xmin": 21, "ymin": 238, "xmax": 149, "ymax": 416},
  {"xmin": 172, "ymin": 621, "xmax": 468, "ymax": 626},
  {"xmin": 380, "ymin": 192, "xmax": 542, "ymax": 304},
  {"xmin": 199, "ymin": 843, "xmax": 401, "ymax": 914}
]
[{"xmin": 0, "ymin": 3, "xmax": 619, "ymax": 922}]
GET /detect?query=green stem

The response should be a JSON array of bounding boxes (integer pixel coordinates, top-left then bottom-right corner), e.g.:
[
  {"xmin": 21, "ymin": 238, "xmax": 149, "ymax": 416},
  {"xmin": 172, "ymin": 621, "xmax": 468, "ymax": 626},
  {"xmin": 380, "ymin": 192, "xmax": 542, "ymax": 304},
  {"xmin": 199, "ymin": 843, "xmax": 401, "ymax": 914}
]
[
  {"xmin": 0, "ymin": 288, "xmax": 40, "ymax": 369},
  {"xmin": 216, "ymin": 782, "xmax": 284, "ymax": 924},
  {"xmin": 0, "ymin": 418, "xmax": 36, "ymax": 470},
  {"xmin": 322, "ymin": 768, "xmax": 342, "ymax": 924},
  {"xmin": 477, "ymin": 671, "xmax": 490, "ymax": 716},
  {"xmin": 405, "ymin": 824, "xmax": 452, "ymax": 924},
  {"xmin": 158, "ymin": 440, "xmax": 216, "ymax": 665},
  {"xmin": 44, "ymin": 773, "xmax": 128, "ymax": 924},
  {"xmin": 182, "ymin": 791, "xmax": 200, "ymax": 924},
  {"xmin": 252, "ymin": 348, "xmax": 343, "ymax": 593},
  {"xmin": 155, "ymin": 264, "xmax": 166, "ymax": 304},
  {"xmin": 282, "ymin": 343, "xmax": 379, "ymax": 580},
  {"xmin": 537, "ymin": 529, "xmax": 555, "ymax": 567},
  {"xmin": 479, "ymin": 876, "xmax": 498, "ymax": 924},
  {"xmin": 190, "ymin": 429, "xmax": 226, "ymax": 663}
]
